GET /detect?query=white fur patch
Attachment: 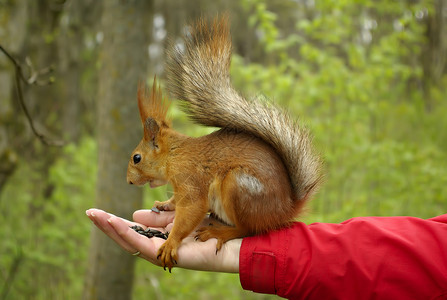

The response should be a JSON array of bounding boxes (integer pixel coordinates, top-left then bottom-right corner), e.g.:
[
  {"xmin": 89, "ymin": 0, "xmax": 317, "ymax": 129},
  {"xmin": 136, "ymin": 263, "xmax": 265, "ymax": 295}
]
[{"xmin": 237, "ymin": 174, "xmax": 264, "ymax": 194}]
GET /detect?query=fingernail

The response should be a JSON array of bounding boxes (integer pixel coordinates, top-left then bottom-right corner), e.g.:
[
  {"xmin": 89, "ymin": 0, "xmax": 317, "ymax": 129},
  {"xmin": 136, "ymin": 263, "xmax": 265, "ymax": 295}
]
[{"xmin": 107, "ymin": 217, "xmax": 113, "ymax": 224}]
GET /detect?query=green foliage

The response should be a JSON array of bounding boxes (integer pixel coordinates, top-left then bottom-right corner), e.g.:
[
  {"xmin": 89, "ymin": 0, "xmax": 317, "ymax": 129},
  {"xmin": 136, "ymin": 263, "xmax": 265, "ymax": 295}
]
[
  {"xmin": 133, "ymin": 265, "xmax": 275, "ymax": 300},
  {"xmin": 0, "ymin": 137, "xmax": 97, "ymax": 299}
]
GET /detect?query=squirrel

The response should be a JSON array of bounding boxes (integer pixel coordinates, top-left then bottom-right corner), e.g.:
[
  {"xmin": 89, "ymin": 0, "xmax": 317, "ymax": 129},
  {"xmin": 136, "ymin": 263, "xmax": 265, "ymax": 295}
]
[{"xmin": 126, "ymin": 16, "xmax": 322, "ymax": 272}]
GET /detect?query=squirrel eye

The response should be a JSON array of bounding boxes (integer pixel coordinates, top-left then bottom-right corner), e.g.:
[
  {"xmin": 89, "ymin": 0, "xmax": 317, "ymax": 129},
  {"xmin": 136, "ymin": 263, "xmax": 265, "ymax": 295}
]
[{"xmin": 133, "ymin": 154, "xmax": 141, "ymax": 164}]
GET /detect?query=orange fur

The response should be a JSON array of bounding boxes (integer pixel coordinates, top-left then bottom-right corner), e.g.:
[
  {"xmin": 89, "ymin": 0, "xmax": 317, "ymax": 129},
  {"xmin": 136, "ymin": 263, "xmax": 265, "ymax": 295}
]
[
  {"xmin": 127, "ymin": 16, "xmax": 322, "ymax": 272},
  {"xmin": 127, "ymin": 83, "xmax": 297, "ymax": 271},
  {"xmin": 193, "ymin": 15, "xmax": 231, "ymax": 59}
]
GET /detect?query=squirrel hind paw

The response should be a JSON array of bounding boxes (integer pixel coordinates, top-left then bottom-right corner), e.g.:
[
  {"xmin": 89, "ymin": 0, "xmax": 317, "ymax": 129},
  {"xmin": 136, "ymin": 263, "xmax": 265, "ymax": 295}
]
[{"xmin": 195, "ymin": 224, "xmax": 248, "ymax": 253}]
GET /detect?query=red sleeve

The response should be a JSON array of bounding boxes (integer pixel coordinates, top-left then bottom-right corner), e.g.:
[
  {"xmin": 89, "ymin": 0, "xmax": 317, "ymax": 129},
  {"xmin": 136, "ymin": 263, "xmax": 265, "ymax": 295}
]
[{"xmin": 239, "ymin": 214, "xmax": 447, "ymax": 299}]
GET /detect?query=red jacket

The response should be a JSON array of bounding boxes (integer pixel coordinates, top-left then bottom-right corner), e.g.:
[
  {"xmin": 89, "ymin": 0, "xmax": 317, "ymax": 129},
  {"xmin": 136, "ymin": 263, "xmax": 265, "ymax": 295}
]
[{"xmin": 239, "ymin": 214, "xmax": 447, "ymax": 299}]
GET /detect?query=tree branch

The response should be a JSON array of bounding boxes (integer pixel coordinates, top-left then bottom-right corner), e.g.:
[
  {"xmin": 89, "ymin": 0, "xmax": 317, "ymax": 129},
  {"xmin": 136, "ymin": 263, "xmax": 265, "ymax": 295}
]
[{"xmin": 0, "ymin": 45, "xmax": 64, "ymax": 147}]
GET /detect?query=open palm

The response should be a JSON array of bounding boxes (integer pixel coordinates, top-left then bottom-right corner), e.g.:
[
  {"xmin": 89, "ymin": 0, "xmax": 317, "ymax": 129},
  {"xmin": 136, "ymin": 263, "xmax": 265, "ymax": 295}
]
[{"xmin": 86, "ymin": 208, "xmax": 240, "ymax": 273}]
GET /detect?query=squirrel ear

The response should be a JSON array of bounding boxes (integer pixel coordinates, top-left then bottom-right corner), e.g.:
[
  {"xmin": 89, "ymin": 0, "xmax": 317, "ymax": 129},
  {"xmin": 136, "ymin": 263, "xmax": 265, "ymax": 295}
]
[{"xmin": 144, "ymin": 117, "xmax": 160, "ymax": 148}]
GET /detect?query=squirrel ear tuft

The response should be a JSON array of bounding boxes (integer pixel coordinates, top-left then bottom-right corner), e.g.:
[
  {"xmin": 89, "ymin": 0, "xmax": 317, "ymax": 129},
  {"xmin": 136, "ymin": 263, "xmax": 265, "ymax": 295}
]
[
  {"xmin": 137, "ymin": 77, "xmax": 170, "ymax": 125},
  {"xmin": 144, "ymin": 117, "xmax": 160, "ymax": 148},
  {"xmin": 138, "ymin": 81, "xmax": 150, "ymax": 123}
]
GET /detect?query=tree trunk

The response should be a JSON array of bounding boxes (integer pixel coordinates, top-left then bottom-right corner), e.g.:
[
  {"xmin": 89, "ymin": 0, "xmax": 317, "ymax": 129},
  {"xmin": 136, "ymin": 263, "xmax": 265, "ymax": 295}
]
[
  {"xmin": 422, "ymin": 0, "xmax": 447, "ymax": 112},
  {"xmin": 83, "ymin": 1, "xmax": 153, "ymax": 299},
  {"xmin": 58, "ymin": 1, "xmax": 84, "ymax": 143},
  {"xmin": 57, "ymin": 0, "xmax": 102, "ymax": 142}
]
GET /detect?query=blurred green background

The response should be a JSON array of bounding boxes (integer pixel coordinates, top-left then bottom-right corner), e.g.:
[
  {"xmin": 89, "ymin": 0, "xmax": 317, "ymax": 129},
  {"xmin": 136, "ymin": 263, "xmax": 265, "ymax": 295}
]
[{"xmin": 0, "ymin": 0, "xmax": 446, "ymax": 299}]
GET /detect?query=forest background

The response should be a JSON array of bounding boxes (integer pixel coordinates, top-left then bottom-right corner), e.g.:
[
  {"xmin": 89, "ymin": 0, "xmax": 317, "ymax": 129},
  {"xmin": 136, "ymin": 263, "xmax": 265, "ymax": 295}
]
[{"xmin": 0, "ymin": 0, "xmax": 446, "ymax": 299}]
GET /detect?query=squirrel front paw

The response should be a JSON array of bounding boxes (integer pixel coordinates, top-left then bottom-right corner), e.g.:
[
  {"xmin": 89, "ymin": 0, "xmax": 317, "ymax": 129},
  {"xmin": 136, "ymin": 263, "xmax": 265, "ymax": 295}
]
[
  {"xmin": 153, "ymin": 200, "xmax": 175, "ymax": 212},
  {"xmin": 156, "ymin": 238, "xmax": 179, "ymax": 272}
]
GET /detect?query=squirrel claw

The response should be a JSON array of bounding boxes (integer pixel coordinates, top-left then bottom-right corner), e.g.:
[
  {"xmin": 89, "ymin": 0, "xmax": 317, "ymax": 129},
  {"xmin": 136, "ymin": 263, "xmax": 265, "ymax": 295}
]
[
  {"xmin": 157, "ymin": 240, "xmax": 178, "ymax": 273},
  {"xmin": 215, "ymin": 240, "xmax": 223, "ymax": 255}
]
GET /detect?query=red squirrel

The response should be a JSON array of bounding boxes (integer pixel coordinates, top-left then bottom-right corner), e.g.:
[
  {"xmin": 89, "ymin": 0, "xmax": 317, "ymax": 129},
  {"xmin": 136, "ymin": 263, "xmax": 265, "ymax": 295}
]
[{"xmin": 127, "ymin": 16, "xmax": 322, "ymax": 272}]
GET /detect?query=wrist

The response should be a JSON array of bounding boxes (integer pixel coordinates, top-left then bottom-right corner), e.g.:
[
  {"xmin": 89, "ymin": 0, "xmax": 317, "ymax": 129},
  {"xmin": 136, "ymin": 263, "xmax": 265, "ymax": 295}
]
[{"xmin": 216, "ymin": 238, "xmax": 242, "ymax": 273}]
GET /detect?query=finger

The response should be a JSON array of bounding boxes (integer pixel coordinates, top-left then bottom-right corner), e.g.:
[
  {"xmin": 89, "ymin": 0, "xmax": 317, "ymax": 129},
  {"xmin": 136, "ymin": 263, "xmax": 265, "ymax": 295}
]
[
  {"xmin": 87, "ymin": 208, "xmax": 167, "ymax": 233},
  {"xmin": 108, "ymin": 216, "xmax": 166, "ymax": 265},
  {"xmin": 87, "ymin": 209, "xmax": 164, "ymax": 262},
  {"xmin": 87, "ymin": 209, "xmax": 139, "ymax": 228},
  {"xmin": 86, "ymin": 209, "xmax": 137, "ymax": 253},
  {"xmin": 86, "ymin": 208, "xmax": 113, "ymax": 223},
  {"xmin": 133, "ymin": 210, "xmax": 175, "ymax": 227}
]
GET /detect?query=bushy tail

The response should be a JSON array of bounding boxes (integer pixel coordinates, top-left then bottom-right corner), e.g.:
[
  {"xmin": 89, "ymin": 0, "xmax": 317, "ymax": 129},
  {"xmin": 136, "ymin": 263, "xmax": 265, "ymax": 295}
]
[{"xmin": 166, "ymin": 16, "xmax": 322, "ymax": 202}]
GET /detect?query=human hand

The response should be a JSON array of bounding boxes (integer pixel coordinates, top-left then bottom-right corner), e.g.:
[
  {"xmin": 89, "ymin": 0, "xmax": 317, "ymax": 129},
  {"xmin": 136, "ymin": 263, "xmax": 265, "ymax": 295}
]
[{"xmin": 85, "ymin": 208, "xmax": 241, "ymax": 273}]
